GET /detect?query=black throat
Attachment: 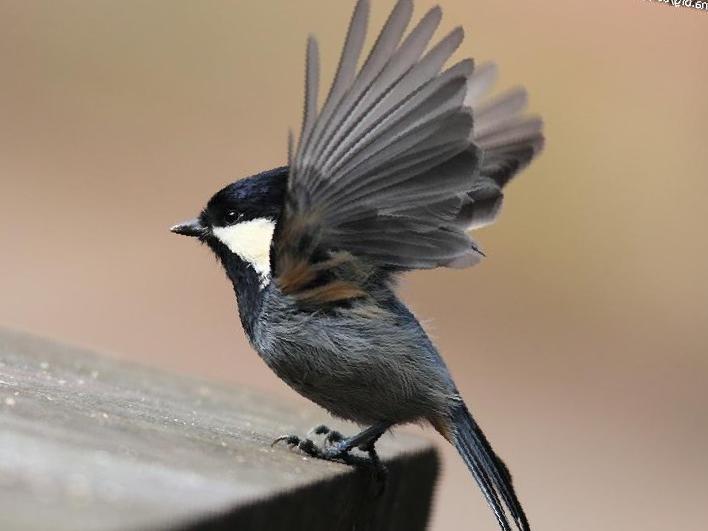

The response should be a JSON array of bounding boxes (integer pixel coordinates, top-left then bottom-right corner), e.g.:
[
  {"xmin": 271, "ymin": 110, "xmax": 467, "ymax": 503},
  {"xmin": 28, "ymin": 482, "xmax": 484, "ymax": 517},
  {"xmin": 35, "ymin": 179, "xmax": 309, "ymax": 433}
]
[{"xmin": 211, "ymin": 243, "xmax": 266, "ymax": 341}]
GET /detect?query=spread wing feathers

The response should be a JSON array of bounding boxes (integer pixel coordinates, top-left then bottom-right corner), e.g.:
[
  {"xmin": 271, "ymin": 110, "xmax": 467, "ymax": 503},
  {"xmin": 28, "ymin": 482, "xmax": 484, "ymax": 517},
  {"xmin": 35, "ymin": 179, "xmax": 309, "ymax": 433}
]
[
  {"xmin": 460, "ymin": 65, "xmax": 545, "ymax": 230},
  {"xmin": 276, "ymin": 0, "xmax": 543, "ymax": 302}
]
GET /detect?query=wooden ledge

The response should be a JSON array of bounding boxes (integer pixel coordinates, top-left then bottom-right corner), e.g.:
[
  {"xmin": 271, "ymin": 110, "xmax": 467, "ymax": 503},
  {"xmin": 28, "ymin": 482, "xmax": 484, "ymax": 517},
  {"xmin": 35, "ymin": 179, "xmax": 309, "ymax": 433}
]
[{"xmin": 0, "ymin": 328, "xmax": 438, "ymax": 531}]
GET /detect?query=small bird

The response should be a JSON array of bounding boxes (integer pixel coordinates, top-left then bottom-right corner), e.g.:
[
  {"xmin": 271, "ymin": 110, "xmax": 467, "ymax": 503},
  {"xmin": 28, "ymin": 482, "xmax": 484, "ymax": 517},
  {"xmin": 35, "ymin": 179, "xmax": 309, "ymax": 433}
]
[{"xmin": 171, "ymin": 1, "xmax": 543, "ymax": 530}]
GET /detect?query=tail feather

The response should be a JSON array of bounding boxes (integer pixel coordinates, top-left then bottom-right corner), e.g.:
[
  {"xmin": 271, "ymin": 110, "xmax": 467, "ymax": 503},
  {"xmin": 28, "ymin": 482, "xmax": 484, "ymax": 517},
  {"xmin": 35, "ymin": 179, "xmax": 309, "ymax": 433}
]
[{"xmin": 451, "ymin": 404, "xmax": 530, "ymax": 531}]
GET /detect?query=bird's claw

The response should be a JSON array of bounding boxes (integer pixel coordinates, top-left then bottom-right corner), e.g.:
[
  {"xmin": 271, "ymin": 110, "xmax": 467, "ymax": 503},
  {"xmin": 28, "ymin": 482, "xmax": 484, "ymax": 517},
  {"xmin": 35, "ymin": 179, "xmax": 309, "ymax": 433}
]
[
  {"xmin": 271, "ymin": 434, "xmax": 300, "ymax": 448},
  {"xmin": 272, "ymin": 434, "xmax": 323, "ymax": 457}
]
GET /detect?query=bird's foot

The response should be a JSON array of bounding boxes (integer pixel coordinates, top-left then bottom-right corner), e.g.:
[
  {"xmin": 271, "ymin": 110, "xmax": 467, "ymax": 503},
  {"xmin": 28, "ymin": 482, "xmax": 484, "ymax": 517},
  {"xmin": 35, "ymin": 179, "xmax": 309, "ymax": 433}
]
[
  {"xmin": 271, "ymin": 425, "xmax": 357, "ymax": 461},
  {"xmin": 272, "ymin": 425, "xmax": 388, "ymax": 495},
  {"xmin": 271, "ymin": 424, "xmax": 383, "ymax": 467},
  {"xmin": 272, "ymin": 425, "xmax": 388, "ymax": 491},
  {"xmin": 271, "ymin": 424, "xmax": 343, "ymax": 458}
]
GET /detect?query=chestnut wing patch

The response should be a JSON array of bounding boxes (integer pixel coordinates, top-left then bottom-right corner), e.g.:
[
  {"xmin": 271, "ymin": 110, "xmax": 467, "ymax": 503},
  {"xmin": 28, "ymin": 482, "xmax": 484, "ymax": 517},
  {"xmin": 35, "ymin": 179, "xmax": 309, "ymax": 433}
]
[{"xmin": 274, "ymin": 196, "xmax": 367, "ymax": 305}]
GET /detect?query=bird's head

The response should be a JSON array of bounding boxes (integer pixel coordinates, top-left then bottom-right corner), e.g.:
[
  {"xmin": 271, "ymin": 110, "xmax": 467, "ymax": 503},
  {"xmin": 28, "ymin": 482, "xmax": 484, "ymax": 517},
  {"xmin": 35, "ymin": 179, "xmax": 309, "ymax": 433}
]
[{"xmin": 171, "ymin": 167, "xmax": 287, "ymax": 284}]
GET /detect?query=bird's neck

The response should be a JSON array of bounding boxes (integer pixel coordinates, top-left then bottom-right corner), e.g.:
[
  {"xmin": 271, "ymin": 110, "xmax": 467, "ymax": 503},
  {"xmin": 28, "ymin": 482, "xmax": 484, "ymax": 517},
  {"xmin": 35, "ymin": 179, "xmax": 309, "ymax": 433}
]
[{"xmin": 221, "ymin": 252, "xmax": 266, "ymax": 340}]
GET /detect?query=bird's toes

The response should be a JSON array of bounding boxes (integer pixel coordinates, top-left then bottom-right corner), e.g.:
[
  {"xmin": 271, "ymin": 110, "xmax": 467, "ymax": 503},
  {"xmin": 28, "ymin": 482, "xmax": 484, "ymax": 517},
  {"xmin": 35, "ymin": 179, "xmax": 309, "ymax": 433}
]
[
  {"xmin": 325, "ymin": 430, "xmax": 344, "ymax": 446},
  {"xmin": 322, "ymin": 441, "xmax": 350, "ymax": 459},
  {"xmin": 271, "ymin": 434, "xmax": 326, "ymax": 458},
  {"xmin": 307, "ymin": 424, "xmax": 345, "ymax": 448},
  {"xmin": 310, "ymin": 424, "xmax": 331, "ymax": 436},
  {"xmin": 271, "ymin": 434, "xmax": 301, "ymax": 448},
  {"xmin": 296, "ymin": 438, "xmax": 323, "ymax": 457}
]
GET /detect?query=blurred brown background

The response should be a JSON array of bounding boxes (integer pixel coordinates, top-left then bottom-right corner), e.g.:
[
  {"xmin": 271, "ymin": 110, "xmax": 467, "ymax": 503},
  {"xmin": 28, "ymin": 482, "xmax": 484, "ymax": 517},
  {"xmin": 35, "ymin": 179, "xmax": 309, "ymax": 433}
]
[{"xmin": 1, "ymin": 1, "xmax": 707, "ymax": 530}]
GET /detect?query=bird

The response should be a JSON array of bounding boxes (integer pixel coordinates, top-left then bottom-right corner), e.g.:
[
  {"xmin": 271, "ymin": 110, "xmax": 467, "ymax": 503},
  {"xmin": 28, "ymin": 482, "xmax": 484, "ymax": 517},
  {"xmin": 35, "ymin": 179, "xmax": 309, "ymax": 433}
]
[{"xmin": 171, "ymin": 1, "xmax": 543, "ymax": 530}]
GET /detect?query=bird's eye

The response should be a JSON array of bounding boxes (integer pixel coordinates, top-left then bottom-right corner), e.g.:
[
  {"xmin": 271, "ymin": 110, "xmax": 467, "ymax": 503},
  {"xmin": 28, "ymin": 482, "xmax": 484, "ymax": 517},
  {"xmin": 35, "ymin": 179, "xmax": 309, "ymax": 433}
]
[{"xmin": 223, "ymin": 210, "xmax": 241, "ymax": 225}]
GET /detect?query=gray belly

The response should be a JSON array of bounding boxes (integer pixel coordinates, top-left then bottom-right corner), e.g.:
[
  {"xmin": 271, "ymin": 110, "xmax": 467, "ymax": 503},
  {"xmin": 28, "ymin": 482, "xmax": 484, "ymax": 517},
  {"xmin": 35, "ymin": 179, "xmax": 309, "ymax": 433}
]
[{"xmin": 251, "ymin": 287, "xmax": 456, "ymax": 426}]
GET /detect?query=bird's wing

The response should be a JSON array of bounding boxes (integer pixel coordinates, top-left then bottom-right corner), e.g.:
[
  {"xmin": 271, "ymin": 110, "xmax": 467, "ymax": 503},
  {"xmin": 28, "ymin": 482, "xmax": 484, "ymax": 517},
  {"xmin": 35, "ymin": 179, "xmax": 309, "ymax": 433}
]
[{"xmin": 273, "ymin": 0, "xmax": 543, "ymax": 305}]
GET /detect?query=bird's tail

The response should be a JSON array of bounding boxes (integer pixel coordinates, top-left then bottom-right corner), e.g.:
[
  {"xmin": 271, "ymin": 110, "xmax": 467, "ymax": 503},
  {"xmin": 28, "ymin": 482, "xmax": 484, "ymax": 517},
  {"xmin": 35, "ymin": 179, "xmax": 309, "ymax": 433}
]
[{"xmin": 449, "ymin": 403, "xmax": 530, "ymax": 531}]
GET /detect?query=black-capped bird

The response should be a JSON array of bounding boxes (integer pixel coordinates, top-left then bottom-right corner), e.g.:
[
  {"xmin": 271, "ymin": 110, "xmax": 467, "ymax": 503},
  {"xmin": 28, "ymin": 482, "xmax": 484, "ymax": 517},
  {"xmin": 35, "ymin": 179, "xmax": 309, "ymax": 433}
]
[{"xmin": 171, "ymin": 1, "xmax": 543, "ymax": 529}]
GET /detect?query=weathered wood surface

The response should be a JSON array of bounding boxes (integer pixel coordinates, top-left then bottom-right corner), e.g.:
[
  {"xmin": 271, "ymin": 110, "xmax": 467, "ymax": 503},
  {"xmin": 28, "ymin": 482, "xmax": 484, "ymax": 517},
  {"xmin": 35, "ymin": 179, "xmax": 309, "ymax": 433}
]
[{"xmin": 0, "ymin": 328, "xmax": 438, "ymax": 531}]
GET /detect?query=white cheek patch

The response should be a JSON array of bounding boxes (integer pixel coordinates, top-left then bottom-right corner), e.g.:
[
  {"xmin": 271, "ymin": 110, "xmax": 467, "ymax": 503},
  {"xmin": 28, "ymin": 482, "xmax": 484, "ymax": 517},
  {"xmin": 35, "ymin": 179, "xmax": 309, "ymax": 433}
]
[{"xmin": 212, "ymin": 218, "xmax": 276, "ymax": 287}]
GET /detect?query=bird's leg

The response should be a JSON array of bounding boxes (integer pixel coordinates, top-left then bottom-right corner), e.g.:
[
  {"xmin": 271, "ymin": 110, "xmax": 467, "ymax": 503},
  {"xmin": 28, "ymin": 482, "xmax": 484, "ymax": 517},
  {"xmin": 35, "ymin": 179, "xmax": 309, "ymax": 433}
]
[
  {"xmin": 359, "ymin": 439, "xmax": 388, "ymax": 494},
  {"xmin": 322, "ymin": 422, "xmax": 390, "ymax": 459},
  {"xmin": 333, "ymin": 425, "xmax": 389, "ymax": 493}
]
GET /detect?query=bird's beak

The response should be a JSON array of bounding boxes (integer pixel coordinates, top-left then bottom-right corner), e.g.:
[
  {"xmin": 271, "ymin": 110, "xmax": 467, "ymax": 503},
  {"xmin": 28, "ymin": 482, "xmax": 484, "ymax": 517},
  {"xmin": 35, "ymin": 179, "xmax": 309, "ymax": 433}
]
[{"xmin": 170, "ymin": 218, "xmax": 206, "ymax": 238}]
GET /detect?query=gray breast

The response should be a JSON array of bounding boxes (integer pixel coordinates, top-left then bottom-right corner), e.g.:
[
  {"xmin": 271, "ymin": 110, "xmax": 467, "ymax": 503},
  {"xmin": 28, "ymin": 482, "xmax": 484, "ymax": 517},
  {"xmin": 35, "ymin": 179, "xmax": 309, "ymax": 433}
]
[{"xmin": 251, "ymin": 285, "xmax": 457, "ymax": 426}]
